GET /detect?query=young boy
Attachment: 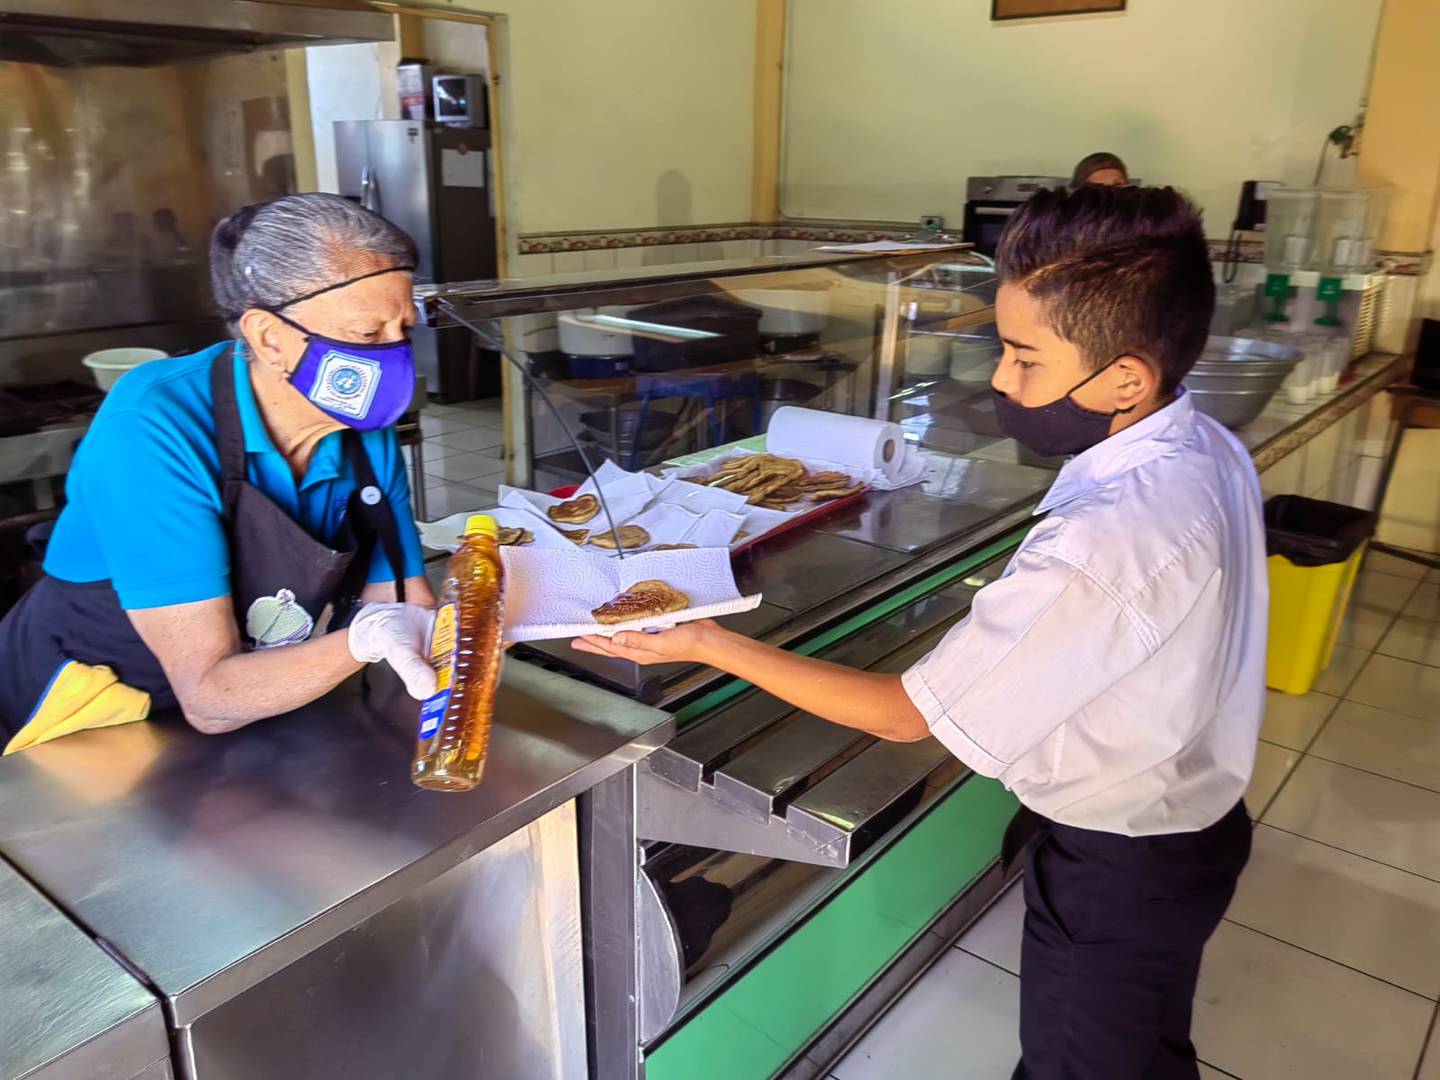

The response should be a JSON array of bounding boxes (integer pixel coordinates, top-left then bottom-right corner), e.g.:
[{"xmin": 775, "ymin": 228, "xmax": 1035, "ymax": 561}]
[{"xmin": 575, "ymin": 184, "xmax": 1266, "ymax": 1080}]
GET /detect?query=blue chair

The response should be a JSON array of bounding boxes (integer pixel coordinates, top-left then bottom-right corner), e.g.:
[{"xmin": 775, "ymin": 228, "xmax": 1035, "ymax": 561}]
[{"xmin": 629, "ymin": 370, "xmax": 762, "ymax": 468}]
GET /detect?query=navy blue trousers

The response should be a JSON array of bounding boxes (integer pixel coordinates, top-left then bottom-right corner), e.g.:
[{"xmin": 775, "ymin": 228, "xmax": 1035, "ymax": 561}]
[{"xmin": 1011, "ymin": 801, "xmax": 1252, "ymax": 1080}]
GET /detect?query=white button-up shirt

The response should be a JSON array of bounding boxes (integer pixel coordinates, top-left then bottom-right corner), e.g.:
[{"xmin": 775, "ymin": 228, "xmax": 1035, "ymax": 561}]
[{"xmin": 902, "ymin": 392, "xmax": 1268, "ymax": 836}]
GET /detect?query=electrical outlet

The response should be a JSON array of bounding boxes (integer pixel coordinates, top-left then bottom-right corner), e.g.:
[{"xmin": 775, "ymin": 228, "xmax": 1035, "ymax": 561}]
[{"xmin": 920, "ymin": 214, "xmax": 944, "ymax": 231}]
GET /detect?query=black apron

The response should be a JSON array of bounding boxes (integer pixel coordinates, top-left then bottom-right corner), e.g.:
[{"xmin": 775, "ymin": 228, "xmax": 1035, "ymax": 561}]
[{"xmin": 0, "ymin": 351, "xmax": 407, "ymax": 737}]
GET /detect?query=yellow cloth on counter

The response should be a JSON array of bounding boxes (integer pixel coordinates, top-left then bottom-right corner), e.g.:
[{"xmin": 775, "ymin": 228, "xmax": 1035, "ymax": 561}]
[{"xmin": 3, "ymin": 660, "xmax": 151, "ymax": 756}]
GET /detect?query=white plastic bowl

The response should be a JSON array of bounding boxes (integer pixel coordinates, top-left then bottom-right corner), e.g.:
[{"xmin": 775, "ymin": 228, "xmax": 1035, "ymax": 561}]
[
  {"xmin": 557, "ymin": 306, "xmax": 638, "ymax": 357},
  {"xmin": 82, "ymin": 347, "xmax": 169, "ymax": 391}
]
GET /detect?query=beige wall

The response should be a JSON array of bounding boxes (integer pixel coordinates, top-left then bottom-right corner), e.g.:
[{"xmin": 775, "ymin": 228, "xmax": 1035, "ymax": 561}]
[
  {"xmin": 434, "ymin": 0, "xmax": 757, "ymax": 236},
  {"xmin": 421, "ymin": 19, "xmax": 490, "ymax": 76},
  {"xmin": 306, "ymin": 41, "xmax": 401, "ymax": 194},
  {"xmin": 781, "ymin": 0, "xmax": 1383, "ymax": 236},
  {"xmin": 1355, "ymin": 0, "xmax": 1440, "ymax": 254}
]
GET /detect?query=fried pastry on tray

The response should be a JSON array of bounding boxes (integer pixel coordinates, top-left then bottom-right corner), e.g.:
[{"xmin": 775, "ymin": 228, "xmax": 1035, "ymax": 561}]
[
  {"xmin": 589, "ymin": 524, "xmax": 650, "ymax": 550},
  {"xmin": 591, "ymin": 580, "xmax": 691, "ymax": 625},
  {"xmin": 807, "ymin": 482, "xmax": 866, "ymax": 501},
  {"xmin": 557, "ymin": 527, "xmax": 590, "ymax": 545},
  {"xmin": 695, "ymin": 455, "xmax": 860, "ymax": 509},
  {"xmin": 651, "ymin": 542, "xmax": 698, "ymax": 550},
  {"xmin": 798, "ymin": 471, "xmax": 851, "ymax": 489},
  {"xmin": 547, "ymin": 493, "xmax": 601, "ymax": 524},
  {"xmin": 495, "ymin": 526, "xmax": 534, "ymax": 546}
]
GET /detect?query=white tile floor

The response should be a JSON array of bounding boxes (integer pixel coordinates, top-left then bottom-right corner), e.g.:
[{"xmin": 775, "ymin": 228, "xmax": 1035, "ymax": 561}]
[
  {"xmin": 833, "ymin": 554, "xmax": 1440, "ymax": 1080},
  {"xmin": 407, "ymin": 398, "xmax": 508, "ymax": 522}
]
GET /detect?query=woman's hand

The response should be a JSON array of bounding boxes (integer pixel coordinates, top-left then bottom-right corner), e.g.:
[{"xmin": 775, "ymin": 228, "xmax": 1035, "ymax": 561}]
[
  {"xmin": 572, "ymin": 619, "xmax": 721, "ymax": 666},
  {"xmin": 348, "ymin": 602, "xmax": 438, "ymax": 699}
]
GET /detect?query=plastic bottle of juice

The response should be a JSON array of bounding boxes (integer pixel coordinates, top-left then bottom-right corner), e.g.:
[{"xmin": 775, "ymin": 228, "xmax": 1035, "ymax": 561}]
[{"xmin": 412, "ymin": 514, "xmax": 505, "ymax": 792}]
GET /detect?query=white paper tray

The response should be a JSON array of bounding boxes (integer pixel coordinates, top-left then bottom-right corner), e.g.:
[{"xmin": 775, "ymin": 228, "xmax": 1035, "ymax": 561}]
[{"xmin": 499, "ymin": 546, "xmax": 762, "ymax": 642}]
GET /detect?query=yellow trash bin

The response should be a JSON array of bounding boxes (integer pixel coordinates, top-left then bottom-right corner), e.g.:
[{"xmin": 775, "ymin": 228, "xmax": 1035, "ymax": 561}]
[{"xmin": 1264, "ymin": 496, "xmax": 1377, "ymax": 696}]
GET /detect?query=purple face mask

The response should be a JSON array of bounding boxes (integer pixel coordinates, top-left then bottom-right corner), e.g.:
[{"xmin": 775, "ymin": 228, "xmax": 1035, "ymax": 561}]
[
  {"xmin": 276, "ymin": 313, "xmax": 415, "ymax": 432},
  {"xmin": 991, "ymin": 359, "xmax": 1133, "ymax": 459},
  {"xmin": 263, "ymin": 266, "xmax": 416, "ymax": 432}
]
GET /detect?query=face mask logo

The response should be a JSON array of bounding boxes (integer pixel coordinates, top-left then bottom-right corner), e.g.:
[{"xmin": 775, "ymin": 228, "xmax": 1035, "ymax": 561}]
[
  {"xmin": 309, "ymin": 351, "xmax": 382, "ymax": 420},
  {"xmin": 275, "ymin": 322, "xmax": 414, "ymax": 432},
  {"xmin": 328, "ymin": 365, "xmax": 363, "ymax": 396}
]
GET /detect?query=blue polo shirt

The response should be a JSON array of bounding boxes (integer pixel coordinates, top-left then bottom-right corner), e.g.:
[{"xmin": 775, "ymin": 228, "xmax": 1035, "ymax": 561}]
[{"xmin": 45, "ymin": 342, "xmax": 425, "ymax": 610}]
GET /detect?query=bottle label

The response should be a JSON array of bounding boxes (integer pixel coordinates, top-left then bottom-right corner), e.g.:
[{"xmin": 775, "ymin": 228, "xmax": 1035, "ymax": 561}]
[{"xmin": 418, "ymin": 602, "xmax": 458, "ymax": 740}]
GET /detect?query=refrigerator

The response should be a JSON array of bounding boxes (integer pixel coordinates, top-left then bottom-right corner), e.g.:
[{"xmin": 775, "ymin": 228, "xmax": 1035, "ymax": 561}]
[{"xmin": 334, "ymin": 120, "xmax": 500, "ymax": 401}]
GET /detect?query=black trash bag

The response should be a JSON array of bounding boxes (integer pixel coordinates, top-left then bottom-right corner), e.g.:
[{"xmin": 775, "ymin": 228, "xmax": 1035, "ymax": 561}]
[{"xmin": 1264, "ymin": 495, "xmax": 1377, "ymax": 568}]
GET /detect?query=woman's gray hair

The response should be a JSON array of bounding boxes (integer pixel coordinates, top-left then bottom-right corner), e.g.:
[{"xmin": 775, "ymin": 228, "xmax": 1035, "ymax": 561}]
[{"xmin": 209, "ymin": 193, "xmax": 418, "ymax": 329}]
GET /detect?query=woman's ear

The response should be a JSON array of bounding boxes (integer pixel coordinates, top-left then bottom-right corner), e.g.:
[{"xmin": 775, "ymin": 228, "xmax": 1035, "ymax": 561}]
[
  {"xmin": 237, "ymin": 310, "xmax": 300, "ymax": 377},
  {"xmin": 1112, "ymin": 353, "xmax": 1160, "ymax": 411}
]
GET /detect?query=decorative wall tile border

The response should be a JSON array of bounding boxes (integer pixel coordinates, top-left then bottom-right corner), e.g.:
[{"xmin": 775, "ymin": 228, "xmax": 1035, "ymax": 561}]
[
  {"xmin": 1206, "ymin": 237, "xmax": 1265, "ymax": 264},
  {"xmin": 1375, "ymin": 250, "xmax": 1428, "ymax": 276},
  {"xmin": 516, "ymin": 220, "xmax": 912, "ymax": 255},
  {"xmin": 519, "ymin": 222, "xmax": 1431, "ymax": 277},
  {"xmin": 1197, "ymin": 240, "xmax": 1428, "ymax": 274}
]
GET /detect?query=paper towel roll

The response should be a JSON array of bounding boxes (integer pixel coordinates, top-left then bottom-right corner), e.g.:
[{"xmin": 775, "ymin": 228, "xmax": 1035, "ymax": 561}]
[{"xmin": 766, "ymin": 406, "xmax": 909, "ymax": 483}]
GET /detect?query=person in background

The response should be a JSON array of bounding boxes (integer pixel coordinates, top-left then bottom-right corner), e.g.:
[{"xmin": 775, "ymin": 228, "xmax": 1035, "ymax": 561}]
[
  {"xmin": 575, "ymin": 184, "xmax": 1265, "ymax": 1080},
  {"xmin": 1071, "ymin": 150, "xmax": 1130, "ymax": 187}
]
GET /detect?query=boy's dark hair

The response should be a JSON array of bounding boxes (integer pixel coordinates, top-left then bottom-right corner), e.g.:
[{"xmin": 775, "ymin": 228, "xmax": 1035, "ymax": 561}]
[{"xmin": 995, "ymin": 185, "xmax": 1215, "ymax": 394}]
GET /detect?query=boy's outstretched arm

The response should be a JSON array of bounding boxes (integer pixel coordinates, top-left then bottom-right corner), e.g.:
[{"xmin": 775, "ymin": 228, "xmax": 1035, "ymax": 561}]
[{"xmin": 572, "ymin": 620, "xmax": 930, "ymax": 742}]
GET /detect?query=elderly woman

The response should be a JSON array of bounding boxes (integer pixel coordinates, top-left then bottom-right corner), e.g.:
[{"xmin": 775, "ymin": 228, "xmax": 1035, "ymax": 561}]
[
  {"xmin": 0, "ymin": 194, "xmax": 439, "ymax": 751},
  {"xmin": 1071, "ymin": 151, "xmax": 1129, "ymax": 188}
]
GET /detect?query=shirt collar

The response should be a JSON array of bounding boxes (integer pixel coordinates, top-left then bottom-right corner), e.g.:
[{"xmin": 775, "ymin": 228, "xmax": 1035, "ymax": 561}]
[
  {"xmin": 232, "ymin": 345, "xmax": 276, "ymax": 456},
  {"xmin": 1034, "ymin": 388, "xmax": 1197, "ymax": 515},
  {"xmin": 231, "ymin": 345, "xmax": 344, "ymax": 489}
]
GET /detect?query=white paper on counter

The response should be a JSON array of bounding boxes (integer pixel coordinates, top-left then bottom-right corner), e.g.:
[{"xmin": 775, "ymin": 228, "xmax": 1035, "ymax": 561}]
[
  {"xmin": 680, "ymin": 509, "xmax": 747, "ymax": 548},
  {"xmin": 583, "ymin": 501, "xmax": 701, "ymax": 555},
  {"xmin": 499, "ymin": 460, "xmax": 661, "ymax": 530},
  {"xmin": 653, "ymin": 477, "xmax": 751, "ymax": 515},
  {"xmin": 736, "ymin": 506, "xmax": 792, "ymax": 541},
  {"xmin": 417, "ymin": 505, "xmax": 579, "ymax": 553},
  {"xmin": 500, "ymin": 546, "xmax": 762, "ymax": 641}
]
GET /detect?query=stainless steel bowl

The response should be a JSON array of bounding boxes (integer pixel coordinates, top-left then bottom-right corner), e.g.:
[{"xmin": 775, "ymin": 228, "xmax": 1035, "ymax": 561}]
[{"xmin": 1184, "ymin": 335, "xmax": 1302, "ymax": 429}]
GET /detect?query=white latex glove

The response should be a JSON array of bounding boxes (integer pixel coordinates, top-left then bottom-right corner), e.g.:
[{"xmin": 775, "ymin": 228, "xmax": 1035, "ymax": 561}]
[{"xmin": 348, "ymin": 602, "xmax": 439, "ymax": 700}]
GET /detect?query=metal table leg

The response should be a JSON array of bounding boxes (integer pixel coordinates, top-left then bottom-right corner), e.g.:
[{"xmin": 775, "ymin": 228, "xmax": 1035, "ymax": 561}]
[
  {"xmin": 410, "ymin": 433, "xmax": 429, "ymax": 522},
  {"xmin": 580, "ymin": 768, "xmax": 644, "ymax": 1080}
]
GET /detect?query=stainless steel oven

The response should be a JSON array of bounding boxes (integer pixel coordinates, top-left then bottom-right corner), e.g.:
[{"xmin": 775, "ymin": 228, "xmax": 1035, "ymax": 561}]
[{"xmin": 963, "ymin": 175, "xmax": 1069, "ymax": 256}]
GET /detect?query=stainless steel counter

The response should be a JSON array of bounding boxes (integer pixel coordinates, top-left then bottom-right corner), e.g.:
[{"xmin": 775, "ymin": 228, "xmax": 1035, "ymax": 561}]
[
  {"xmin": 0, "ymin": 659, "xmax": 671, "ymax": 1030},
  {"xmin": 0, "ymin": 858, "xmax": 171, "ymax": 1080},
  {"xmin": 0, "ymin": 347, "xmax": 1404, "ymax": 1079}
]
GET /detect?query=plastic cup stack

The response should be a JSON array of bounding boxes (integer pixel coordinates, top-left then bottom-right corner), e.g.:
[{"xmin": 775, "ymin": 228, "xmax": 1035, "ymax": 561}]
[{"xmin": 1283, "ymin": 354, "xmax": 1317, "ymax": 405}]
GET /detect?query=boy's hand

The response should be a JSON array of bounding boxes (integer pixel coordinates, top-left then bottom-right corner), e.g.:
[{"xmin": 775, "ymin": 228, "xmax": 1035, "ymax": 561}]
[
  {"xmin": 572, "ymin": 619, "xmax": 720, "ymax": 666},
  {"xmin": 576, "ymin": 619, "xmax": 928, "ymax": 741}
]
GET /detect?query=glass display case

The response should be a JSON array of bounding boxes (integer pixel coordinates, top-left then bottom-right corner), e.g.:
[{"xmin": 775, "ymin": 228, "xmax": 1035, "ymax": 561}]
[
  {"xmin": 424, "ymin": 248, "xmax": 1017, "ymax": 488},
  {"xmin": 420, "ymin": 248, "xmax": 1059, "ymax": 705}
]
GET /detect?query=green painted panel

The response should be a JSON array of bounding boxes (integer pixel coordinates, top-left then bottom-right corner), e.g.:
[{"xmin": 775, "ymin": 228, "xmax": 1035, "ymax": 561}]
[
  {"xmin": 645, "ymin": 775, "xmax": 1020, "ymax": 1080},
  {"xmin": 663, "ymin": 435, "xmax": 767, "ymax": 468}
]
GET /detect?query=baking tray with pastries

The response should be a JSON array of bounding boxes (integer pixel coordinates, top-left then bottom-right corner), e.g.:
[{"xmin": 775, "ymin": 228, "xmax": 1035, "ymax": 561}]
[{"xmin": 663, "ymin": 449, "xmax": 871, "ymax": 553}]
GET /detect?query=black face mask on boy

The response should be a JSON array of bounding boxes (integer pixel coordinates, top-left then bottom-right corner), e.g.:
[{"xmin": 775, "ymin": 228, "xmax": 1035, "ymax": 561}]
[{"xmin": 991, "ymin": 359, "xmax": 1135, "ymax": 458}]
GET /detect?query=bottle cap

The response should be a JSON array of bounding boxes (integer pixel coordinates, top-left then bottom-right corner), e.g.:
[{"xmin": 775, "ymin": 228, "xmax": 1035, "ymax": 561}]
[{"xmin": 465, "ymin": 514, "xmax": 499, "ymax": 538}]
